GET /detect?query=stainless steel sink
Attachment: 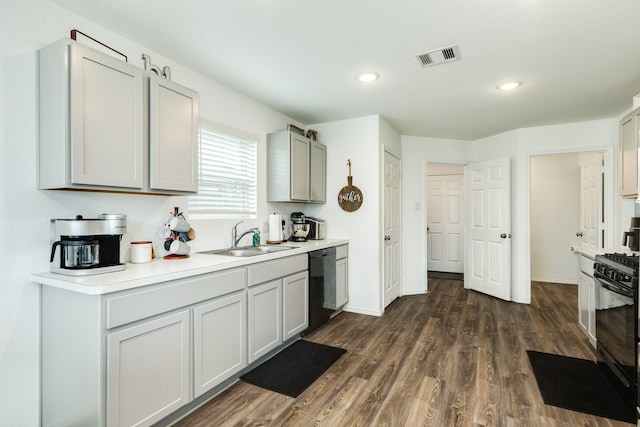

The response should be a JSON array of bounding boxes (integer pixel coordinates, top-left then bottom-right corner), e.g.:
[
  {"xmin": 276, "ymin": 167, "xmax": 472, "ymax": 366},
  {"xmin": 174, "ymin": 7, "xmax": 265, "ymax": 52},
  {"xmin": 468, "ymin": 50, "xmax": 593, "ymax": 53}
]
[{"xmin": 199, "ymin": 245, "xmax": 295, "ymax": 257}]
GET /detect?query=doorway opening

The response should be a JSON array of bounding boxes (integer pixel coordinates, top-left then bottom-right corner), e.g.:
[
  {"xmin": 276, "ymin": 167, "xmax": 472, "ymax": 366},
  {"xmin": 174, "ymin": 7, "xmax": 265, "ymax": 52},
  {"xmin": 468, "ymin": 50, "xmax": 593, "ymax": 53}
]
[
  {"xmin": 426, "ymin": 163, "xmax": 465, "ymax": 280},
  {"xmin": 529, "ymin": 152, "xmax": 604, "ymax": 285}
]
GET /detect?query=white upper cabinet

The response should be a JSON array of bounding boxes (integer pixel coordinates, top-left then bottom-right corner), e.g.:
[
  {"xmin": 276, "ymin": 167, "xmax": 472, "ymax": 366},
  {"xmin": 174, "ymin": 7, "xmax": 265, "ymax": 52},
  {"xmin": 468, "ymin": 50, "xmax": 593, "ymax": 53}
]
[
  {"xmin": 149, "ymin": 75, "xmax": 199, "ymax": 192},
  {"xmin": 38, "ymin": 38, "xmax": 198, "ymax": 194},
  {"xmin": 620, "ymin": 108, "xmax": 640, "ymax": 198},
  {"xmin": 267, "ymin": 130, "xmax": 326, "ymax": 203},
  {"xmin": 69, "ymin": 42, "xmax": 144, "ymax": 188},
  {"xmin": 290, "ymin": 133, "xmax": 311, "ymax": 201},
  {"xmin": 39, "ymin": 38, "xmax": 144, "ymax": 190},
  {"xmin": 309, "ymin": 140, "xmax": 326, "ymax": 203}
]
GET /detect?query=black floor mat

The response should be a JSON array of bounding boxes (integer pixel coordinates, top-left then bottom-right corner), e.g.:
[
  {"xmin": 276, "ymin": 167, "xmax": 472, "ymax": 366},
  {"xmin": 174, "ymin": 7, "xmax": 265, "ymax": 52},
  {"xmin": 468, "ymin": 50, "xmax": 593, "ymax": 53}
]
[
  {"xmin": 526, "ymin": 350, "xmax": 636, "ymax": 424},
  {"xmin": 241, "ymin": 340, "xmax": 346, "ymax": 398}
]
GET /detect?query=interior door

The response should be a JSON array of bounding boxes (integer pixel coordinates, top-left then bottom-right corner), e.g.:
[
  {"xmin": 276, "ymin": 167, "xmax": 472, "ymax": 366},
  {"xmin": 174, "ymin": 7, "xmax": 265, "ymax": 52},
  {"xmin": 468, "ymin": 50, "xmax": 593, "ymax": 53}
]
[
  {"xmin": 427, "ymin": 174, "xmax": 464, "ymax": 273},
  {"xmin": 465, "ymin": 157, "xmax": 511, "ymax": 301},
  {"xmin": 384, "ymin": 151, "xmax": 401, "ymax": 307},
  {"xmin": 579, "ymin": 152, "xmax": 603, "ymax": 248}
]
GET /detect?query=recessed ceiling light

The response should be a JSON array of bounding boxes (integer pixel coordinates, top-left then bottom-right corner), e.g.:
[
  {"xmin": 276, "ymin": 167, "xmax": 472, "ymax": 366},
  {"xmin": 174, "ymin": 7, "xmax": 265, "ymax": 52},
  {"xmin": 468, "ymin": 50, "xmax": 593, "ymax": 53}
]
[
  {"xmin": 356, "ymin": 72, "xmax": 379, "ymax": 82},
  {"xmin": 497, "ymin": 81, "xmax": 522, "ymax": 91}
]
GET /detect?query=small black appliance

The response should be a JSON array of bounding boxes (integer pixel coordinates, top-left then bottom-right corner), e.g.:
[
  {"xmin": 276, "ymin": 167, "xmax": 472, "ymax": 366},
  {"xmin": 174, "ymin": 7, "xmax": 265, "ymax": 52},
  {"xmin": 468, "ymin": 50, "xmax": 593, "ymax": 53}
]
[
  {"xmin": 289, "ymin": 212, "xmax": 310, "ymax": 242},
  {"xmin": 50, "ymin": 214, "xmax": 127, "ymax": 276}
]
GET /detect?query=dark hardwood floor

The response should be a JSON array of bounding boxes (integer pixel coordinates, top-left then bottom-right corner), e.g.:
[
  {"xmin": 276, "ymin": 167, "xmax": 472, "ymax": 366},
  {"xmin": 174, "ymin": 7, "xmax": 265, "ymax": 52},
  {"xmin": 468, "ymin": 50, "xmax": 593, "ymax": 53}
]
[{"xmin": 174, "ymin": 279, "xmax": 634, "ymax": 426}]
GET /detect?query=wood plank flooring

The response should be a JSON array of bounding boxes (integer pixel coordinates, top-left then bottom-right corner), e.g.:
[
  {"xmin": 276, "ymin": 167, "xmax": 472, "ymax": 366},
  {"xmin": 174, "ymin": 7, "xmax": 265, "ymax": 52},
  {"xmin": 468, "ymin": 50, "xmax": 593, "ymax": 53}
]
[{"xmin": 173, "ymin": 279, "xmax": 635, "ymax": 426}]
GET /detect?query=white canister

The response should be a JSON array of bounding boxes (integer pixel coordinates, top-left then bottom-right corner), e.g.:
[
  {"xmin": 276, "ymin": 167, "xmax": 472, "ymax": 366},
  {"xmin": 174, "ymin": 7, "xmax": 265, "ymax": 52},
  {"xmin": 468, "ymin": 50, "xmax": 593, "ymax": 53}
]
[{"xmin": 130, "ymin": 241, "xmax": 153, "ymax": 263}]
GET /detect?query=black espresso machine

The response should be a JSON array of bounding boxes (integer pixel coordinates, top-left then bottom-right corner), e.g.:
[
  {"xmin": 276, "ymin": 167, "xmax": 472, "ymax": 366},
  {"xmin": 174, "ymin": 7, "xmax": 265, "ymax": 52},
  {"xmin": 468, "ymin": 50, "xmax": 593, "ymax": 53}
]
[{"xmin": 49, "ymin": 214, "xmax": 127, "ymax": 276}]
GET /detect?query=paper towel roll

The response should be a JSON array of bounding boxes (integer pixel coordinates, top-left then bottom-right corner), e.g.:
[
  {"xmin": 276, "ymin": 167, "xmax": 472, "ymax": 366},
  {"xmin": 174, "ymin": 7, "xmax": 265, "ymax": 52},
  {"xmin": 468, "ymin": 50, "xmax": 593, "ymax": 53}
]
[{"xmin": 269, "ymin": 214, "xmax": 283, "ymax": 242}]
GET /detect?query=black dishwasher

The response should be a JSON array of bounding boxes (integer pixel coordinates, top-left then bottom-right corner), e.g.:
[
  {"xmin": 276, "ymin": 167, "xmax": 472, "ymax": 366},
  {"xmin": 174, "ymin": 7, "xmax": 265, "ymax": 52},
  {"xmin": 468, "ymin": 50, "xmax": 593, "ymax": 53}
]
[{"xmin": 305, "ymin": 247, "xmax": 336, "ymax": 335}]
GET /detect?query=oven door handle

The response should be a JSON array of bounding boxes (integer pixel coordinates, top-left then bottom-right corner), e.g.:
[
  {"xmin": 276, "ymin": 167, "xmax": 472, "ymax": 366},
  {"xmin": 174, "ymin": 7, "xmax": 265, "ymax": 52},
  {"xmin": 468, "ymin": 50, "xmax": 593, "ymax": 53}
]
[{"xmin": 598, "ymin": 278, "xmax": 635, "ymax": 299}]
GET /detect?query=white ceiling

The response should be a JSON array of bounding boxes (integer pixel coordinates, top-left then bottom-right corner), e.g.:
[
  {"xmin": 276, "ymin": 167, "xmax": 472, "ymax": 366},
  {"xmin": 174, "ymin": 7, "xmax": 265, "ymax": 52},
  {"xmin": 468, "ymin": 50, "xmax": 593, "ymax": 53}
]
[{"xmin": 52, "ymin": 0, "xmax": 640, "ymax": 140}]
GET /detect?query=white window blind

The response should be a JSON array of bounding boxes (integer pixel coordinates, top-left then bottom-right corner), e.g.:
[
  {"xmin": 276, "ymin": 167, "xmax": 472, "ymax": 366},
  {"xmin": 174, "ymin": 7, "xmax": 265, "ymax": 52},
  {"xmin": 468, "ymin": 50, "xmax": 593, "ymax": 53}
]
[{"xmin": 189, "ymin": 120, "xmax": 257, "ymax": 217}]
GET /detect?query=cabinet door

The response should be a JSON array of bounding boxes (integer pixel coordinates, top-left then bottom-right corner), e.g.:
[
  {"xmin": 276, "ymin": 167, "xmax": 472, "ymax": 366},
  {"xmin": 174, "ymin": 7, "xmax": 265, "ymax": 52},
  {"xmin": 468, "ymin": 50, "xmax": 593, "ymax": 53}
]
[
  {"xmin": 193, "ymin": 292, "xmax": 246, "ymax": 398},
  {"xmin": 248, "ymin": 280, "xmax": 282, "ymax": 363},
  {"xmin": 336, "ymin": 256, "xmax": 349, "ymax": 309},
  {"xmin": 283, "ymin": 271, "xmax": 309, "ymax": 340},
  {"xmin": 310, "ymin": 140, "xmax": 326, "ymax": 202},
  {"xmin": 587, "ymin": 274, "xmax": 596, "ymax": 345},
  {"xmin": 149, "ymin": 75, "xmax": 199, "ymax": 192},
  {"xmin": 107, "ymin": 310, "xmax": 190, "ymax": 427},
  {"xmin": 620, "ymin": 111, "xmax": 638, "ymax": 197},
  {"xmin": 578, "ymin": 272, "xmax": 589, "ymax": 333},
  {"xmin": 69, "ymin": 42, "xmax": 144, "ymax": 188},
  {"xmin": 578, "ymin": 271, "xmax": 596, "ymax": 347},
  {"xmin": 290, "ymin": 133, "xmax": 310, "ymax": 201}
]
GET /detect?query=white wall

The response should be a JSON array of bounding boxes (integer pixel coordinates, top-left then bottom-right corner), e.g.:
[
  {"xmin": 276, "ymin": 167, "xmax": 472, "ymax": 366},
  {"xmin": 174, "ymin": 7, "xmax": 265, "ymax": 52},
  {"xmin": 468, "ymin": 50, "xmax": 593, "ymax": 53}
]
[
  {"xmin": 306, "ymin": 115, "xmax": 390, "ymax": 316},
  {"xmin": 427, "ymin": 164, "xmax": 464, "ymax": 175},
  {"xmin": 471, "ymin": 119, "xmax": 618, "ymax": 303},
  {"xmin": 401, "ymin": 120, "xmax": 621, "ymax": 304},
  {"xmin": 0, "ymin": 1, "xmax": 300, "ymax": 424},
  {"xmin": 1, "ymin": 2, "xmax": 634, "ymax": 424},
  {"xmin": 400, "ymin": 136, "xmax": 472, "ymax": 294},
  {"xmin": 530, "ymin": 154, "xmax": 580, "ymax": 284}
]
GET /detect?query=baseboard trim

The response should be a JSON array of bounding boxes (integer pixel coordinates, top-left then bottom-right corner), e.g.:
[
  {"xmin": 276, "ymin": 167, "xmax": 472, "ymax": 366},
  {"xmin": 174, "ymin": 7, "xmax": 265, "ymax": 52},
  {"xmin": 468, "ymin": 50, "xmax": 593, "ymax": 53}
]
[{"xmin": 531, "ymin": 277, "xmax": 578, "ymax": 285}]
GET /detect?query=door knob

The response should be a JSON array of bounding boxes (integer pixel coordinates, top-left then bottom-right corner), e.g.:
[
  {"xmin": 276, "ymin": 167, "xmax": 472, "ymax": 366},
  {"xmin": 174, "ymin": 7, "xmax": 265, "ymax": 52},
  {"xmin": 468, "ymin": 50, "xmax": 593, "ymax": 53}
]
[
  {"xmin": 576, "ymin": 232, "xmax": 583, "ymax": 237},
  {"xmin": 500, "ymin": 233, "xmax": 511, "ymax": 239},
  {"xmin": 384, "ymin": 235, "xmax": 391, "ymax": 241}
]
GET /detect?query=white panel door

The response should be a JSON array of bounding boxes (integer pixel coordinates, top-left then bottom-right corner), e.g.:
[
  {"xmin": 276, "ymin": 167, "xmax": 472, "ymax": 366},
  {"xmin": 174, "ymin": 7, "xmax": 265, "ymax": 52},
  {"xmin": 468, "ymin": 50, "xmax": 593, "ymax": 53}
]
[
  {"xmin": 579, "ymin": 153, "xmax": 603, "ymax": 248},
  {"xmin": 465, "ymin": 158, "xmax": 511, "ymax": 301},
  {"xmin": 427, "ymin": 174, "xmax": 464, "ymax": 273},
  {"xmin": 384, "ymin": 151, "xmax": 401, "ymax": 307}
]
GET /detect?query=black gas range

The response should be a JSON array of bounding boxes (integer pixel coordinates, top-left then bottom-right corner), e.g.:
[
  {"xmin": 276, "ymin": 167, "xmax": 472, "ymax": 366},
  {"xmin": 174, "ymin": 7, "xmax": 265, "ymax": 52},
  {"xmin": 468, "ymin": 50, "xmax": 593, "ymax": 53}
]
[{"xmin": 593, "ymin": 253, "xmax": 639, "ymax": 413}]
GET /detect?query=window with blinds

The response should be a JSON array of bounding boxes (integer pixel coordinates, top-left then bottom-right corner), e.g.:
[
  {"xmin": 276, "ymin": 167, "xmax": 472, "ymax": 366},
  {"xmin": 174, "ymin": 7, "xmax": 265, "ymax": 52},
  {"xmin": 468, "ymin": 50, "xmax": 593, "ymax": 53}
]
[{"xmin": 189, "ymin": 120, "xmax": 257, "ymax": 217}]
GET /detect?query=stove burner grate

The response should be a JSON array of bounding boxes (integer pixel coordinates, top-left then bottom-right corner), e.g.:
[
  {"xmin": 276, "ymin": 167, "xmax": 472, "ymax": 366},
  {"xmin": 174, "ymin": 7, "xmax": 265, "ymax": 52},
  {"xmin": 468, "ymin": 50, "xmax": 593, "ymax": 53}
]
[{"xmin": 601, "ymin": 253, "xmax": 639, "ymax": 269}]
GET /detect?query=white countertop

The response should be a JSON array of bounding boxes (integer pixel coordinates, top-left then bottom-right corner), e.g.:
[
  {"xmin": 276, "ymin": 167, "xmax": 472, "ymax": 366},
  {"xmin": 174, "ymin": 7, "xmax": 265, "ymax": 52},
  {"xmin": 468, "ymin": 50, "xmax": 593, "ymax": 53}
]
[
  {"xmin": 573, "ymin": 244, "xmax": 638, "ymax": 259},
  {"xmin": 32, "ymin": 239, "xmax": 348, "ymax": 295}
]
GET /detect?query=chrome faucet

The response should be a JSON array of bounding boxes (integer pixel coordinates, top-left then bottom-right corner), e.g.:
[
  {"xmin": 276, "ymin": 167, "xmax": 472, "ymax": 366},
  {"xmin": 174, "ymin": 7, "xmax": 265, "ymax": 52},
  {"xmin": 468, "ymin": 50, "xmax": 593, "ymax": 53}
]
[{"xmin": 231, "ymin": 221, "xmax": 260, "ymax": 248}]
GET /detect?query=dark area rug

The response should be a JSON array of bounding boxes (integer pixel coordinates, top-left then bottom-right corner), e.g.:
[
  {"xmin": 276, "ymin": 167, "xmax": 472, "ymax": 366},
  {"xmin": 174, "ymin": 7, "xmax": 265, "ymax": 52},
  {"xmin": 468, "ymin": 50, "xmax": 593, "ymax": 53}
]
[
  {"xmin": 526, "ymin": 350, "xmax": 636, "ymax": 424},
  {"xmin": 241, "ymin": 340, "xmax": 346, "ymax": 398}
]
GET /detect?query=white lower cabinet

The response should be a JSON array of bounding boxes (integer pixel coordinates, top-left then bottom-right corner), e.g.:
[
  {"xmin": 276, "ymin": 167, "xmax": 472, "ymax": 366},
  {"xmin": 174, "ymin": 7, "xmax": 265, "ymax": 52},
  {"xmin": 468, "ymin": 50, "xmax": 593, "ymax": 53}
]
[
  {"xmin": 107, "ymin": 310, "xmax": 190, "ymax": 427},
  {"xmin": 578, "ymin": 270, "xmax": 597, "ymax": 346},
  {"xmin": 248, "ymin": 280, "xmax": 283, "ymax": 363},
  {"xmin": 247, "ymin": 254, "xmax": 308, "ymax": 363},
  {"xmin": 335, "ymin": 245, "xmax": 349, "ymax": 309},
  {"xmin": 38, "ymin": 250, "xmax": 321, "ymax": 426},
  {"xmin": 577, "ymin": 254, "xmax": 596, "ymax": 347},
  {"xmin": 40, "ymin": 267, "xmax": 245, "ymax": 427},
  {"xmin": 193, "ymin": 291, "xmax": 247, "ymax": 398},
  {"xmin": 283, "ymin": 271, "xmax": 309, "ymax": 340}
]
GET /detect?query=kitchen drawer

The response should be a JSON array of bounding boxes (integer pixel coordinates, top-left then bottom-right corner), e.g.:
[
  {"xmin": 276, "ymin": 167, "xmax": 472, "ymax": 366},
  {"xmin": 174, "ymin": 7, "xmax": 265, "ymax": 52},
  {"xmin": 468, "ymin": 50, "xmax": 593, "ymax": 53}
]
[
  {"xmin": 248, "ymin": 254, "xmax": 307, "ymax": 287},
  {"xmin": 336, "ymin": 244, "xmax": 348, "ymax": 260},
  {"xmin": 106, "ymin": 268, "xmax": 245, "ymax": 329},
  {"xmin": 579, "ymin": 254, "xmax": 595, "ymax": 276}
]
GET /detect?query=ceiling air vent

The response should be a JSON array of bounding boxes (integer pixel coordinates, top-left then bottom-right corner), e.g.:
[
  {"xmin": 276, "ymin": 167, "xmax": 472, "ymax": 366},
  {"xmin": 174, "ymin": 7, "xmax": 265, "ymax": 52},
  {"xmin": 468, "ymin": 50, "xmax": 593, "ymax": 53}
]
[{"xmin": 415, "ymin": 45, "xmax": 460, "ymax": 68}]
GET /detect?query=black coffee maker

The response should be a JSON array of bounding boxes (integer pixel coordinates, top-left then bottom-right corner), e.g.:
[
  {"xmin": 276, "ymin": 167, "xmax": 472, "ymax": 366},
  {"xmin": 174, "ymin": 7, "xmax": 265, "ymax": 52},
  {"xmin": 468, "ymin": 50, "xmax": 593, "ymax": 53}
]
[
  {"xmin": 623, "ymin": 217, "xmax": 640, "ymax": 251},
  {"xmin": 50, "ymin": 214, "xmax": 127, "ymax": 276}
]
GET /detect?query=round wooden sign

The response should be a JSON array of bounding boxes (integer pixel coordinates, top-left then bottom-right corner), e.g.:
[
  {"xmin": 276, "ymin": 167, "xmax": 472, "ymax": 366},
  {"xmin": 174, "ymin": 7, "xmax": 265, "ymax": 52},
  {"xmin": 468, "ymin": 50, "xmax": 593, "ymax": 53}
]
[{"xmin": 338, "ymin": 176, "xmax": 363, "ymax": 212}]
